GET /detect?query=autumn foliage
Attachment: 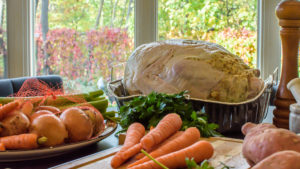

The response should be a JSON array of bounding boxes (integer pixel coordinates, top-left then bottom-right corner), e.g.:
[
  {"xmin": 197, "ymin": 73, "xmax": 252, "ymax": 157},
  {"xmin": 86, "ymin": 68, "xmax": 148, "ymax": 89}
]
[{"xmin": 35, "ymin": 27, "xmax": 133, "ymax": 91}]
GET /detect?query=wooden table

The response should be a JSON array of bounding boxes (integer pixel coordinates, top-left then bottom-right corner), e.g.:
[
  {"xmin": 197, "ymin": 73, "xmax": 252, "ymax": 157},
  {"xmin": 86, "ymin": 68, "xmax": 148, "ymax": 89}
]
[{"xmin": 0, "ymin": 107, "xmax": 274, "ymax": 169}]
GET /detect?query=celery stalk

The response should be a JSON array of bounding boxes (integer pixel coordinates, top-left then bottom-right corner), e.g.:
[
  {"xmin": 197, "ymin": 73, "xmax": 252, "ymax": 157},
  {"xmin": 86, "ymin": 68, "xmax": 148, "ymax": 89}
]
[
  {"xmin": 57, "ymin": 99, "xmax": 108, "ymax": 112},
  {"xmin": 0, "ymin": 90, "xmax": 104, "ymax": 106}
]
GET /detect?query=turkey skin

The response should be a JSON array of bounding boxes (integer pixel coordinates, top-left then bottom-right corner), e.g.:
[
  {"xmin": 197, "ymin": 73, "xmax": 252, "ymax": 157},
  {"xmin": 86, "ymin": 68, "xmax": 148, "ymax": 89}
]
[{"xmin": 123, "ymin": 39, "xmax": 263, "ymax": 102}]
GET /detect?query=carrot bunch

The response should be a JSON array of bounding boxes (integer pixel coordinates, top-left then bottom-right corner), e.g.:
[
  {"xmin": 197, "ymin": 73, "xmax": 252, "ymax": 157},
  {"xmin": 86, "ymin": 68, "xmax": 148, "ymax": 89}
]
[{"xmin": 110, "ymin": 113, "xmax": 214, "ymax": 169}]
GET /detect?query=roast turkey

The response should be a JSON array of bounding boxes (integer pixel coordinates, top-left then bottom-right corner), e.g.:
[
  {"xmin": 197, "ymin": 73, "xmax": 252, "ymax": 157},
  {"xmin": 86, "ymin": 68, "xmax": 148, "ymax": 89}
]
[{"xmin": 123, "ymin": 39, "xmax": 263, "ymax": 102}]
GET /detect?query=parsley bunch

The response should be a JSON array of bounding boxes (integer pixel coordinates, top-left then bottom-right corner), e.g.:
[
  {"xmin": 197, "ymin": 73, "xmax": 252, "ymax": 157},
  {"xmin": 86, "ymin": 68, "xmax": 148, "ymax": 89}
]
[
  {"xmin": 119, "ymin": 91, "xmax": 221, "ymax": 137},
  {"xmin": 186, "ymin": 159, "xmax": 214, "ymax": 169},
  {"xmin": 186, "ymin": 159, "xmax": 234, "ymax": 169}
]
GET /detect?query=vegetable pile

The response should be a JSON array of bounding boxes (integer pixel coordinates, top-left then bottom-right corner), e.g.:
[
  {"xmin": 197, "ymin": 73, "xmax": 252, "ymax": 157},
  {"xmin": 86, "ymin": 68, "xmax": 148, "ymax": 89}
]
[
  {"xmin": 111, "ymin": 113, "xmax": 215, "ymax": 169},
  {"xmin": 241, "ymin": 122, "xmax": 300, "ymax": 169},
  {"xmin": 0, "ymin": 90, "xmax": 117, "ymax": 151},
  {"xmin": 119, "ymin": 91, "xmax": 221, "ymax": 137}
]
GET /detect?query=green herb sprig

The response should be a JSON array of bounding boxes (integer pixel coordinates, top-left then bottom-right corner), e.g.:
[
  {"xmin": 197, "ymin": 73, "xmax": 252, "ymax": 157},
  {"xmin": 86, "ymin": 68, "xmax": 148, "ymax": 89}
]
[
  {"xmin": 186, "ymin": 158, "xmax": 214, "ymax": 169},
  {"xmin": 118, "ymin": 91, "xmax": 221, "ymax": 137}
]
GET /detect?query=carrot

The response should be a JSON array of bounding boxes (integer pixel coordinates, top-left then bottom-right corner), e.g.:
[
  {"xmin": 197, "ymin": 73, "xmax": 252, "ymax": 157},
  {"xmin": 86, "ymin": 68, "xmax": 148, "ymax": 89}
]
[
  {"xmin": 21, "ymin": 101, "xmax": 34, "ymax": 117},
  {"xmin": 135, "ymin": 131, "xmax": 184, "ymax": 160},
  {"xmin": 110, "ymin": 143, "xmax": 143, "ymax": 168},
  {"xmin": 140, "ymin": 113, "xmax": 182, "ymax": 151},
  {"xmin": 0, "ymin": 101, "xmax": 20, "ymax": 120},
  {"xmin": 111, "ymin": 122, "xmax": 145, "ymax": 168},
  {"xmin": 128, "ymin": 127, "xmax": 200, "ymax": 167},
  {"xmin": 0, "ymin": 142, "xmax": 5, "ymax": 151},
  {"xmin": 128, "ymin": 140, "xmax": 214, "ymax": 169},
  {"xmin": 120, "ymin": 122, "xmax": 145, "ymax": 152},
  {"xmin": 0, "ymin": 133, "xmax": 47, "ymax": 150}
]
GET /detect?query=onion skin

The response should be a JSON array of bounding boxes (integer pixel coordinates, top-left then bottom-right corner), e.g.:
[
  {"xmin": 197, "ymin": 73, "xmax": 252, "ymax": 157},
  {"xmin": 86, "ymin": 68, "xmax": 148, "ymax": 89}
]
[
  {"xmin": 0, "ymin": 112, "xmax": 30, "ymax": 137},
  {"xmin": 60, "ymin": 107, "xmax": 93, "ymax": 142},
  {"xmin": 30, "ymin": 114, "xmax": 68, "ymax": 147},
  {"xmin": 80, "ymin": 106, "xmax": 105, "ymax": 136},
  {"xmin": 30, "ymin": 110, "xmax": 55, "ymax": 122},
  {"xmin": 35, "ymin": 106, "xmax": 61, "ymax": 115}
]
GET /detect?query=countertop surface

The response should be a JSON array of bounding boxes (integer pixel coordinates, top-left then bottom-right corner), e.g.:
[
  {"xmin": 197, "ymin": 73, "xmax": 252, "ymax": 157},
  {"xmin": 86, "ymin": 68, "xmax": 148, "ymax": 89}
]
[{"xmin": 0, "ymin": 107, "xmax": 275, "ymax": 169}]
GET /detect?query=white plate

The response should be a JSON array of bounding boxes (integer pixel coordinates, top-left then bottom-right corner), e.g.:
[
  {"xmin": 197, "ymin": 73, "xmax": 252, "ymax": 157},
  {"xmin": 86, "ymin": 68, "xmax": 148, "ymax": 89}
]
[{"xmin": 0, "ymin": 121, "xmax": 117, "ymax": 162}]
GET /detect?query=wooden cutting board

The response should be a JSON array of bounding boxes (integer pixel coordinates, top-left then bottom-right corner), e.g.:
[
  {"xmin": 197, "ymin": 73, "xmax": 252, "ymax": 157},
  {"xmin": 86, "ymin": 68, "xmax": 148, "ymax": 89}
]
[{"xmin": 52, "ymin": 137, "xmax": 250, "ymax": 169}]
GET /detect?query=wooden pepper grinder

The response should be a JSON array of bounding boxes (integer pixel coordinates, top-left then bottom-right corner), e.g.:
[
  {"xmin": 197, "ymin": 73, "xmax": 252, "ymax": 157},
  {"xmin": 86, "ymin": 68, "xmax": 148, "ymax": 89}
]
[{"xmin": 273, "ymin": 0, "xmax": 300, "ymax": 129}]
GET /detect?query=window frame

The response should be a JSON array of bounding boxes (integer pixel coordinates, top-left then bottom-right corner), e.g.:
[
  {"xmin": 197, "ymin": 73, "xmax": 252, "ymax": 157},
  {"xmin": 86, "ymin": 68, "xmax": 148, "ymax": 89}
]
[
  {"xmin": 7, "ymin": 0, "xmax": 33, "ymax": 78},
  {"xmin": 257, "ymin": 0, "xmax": 281, "ymax": 80},
  {"xmin": 6, "ymin": 0, "xmax": 281, "ymax": 81}
]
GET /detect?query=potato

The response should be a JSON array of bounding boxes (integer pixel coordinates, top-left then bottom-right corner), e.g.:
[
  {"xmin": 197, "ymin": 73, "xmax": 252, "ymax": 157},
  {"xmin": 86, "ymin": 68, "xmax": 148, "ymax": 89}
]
[
  {"xmin": 242, "ymin": 122, "xmax": 300, "ymax": 166},
  {"xmin": 81, "ymin": 106, "xmax": 105, "ymax": 136},
  {"xmin": 60, "ymin": 107, "xmax": 93, "ymax": 142},
  {"xmin": 30, "ymin": 114, "xmax": 68, "ymax": 147},
  {"xmin": 252, "ymin": 150, "xmax": 300, "ymax": 169},
  {"xmin": 0, "ymin": 112, "xmax": 30, "ymax": 136}
]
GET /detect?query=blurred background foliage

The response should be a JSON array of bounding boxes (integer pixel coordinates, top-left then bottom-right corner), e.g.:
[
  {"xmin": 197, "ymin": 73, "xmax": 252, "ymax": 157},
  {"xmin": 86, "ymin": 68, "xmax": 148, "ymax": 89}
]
[
  {"xmin": 158, "ymin": 0, "xmax": 257, "ymax": 67},
  {"xmin": 0, "ymin": 0, "xmax": 260, "ymax": 92}
]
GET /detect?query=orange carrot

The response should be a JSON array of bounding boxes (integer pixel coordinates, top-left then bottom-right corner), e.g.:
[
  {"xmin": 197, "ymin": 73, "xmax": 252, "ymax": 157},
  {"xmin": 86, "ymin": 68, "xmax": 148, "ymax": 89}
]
[
  {"xmin": 135, "ymin": 131, "xmax": 184, "ymax": 160},
  {"xmin": 110, "ymin": 143, "xmax": 143, "ymax": 168},
  {"xmin": 111, "ymin": 122, "xmax": 145, "ymax": 168},
  {"xmin": 129, "ymin": 127, "xmax": 200, "ymax": 167},
  {"xmin": 21, "ymin": 101, "xmax": 34, "ymax": 117},
  {"xmin": 120, "ymin": 122, "xmax": 145, "ymax": 152},
  {"xmin": 128, "ymin": 140, "xmax": 214, "ymax": 169},
  {"xmin": 140, "ymin": 113, "xmax": 182, "ymax": 151},
  {"xmin": 0, "ymin": 101, "xmax": 20, "ymax": 120},
  {"xmin": 0, "ymin": 133, "xmax": 41, "ymax": 150},
  {"xmin": 0, "ymin": 142, "xmax": 5, "ymax": 151}
]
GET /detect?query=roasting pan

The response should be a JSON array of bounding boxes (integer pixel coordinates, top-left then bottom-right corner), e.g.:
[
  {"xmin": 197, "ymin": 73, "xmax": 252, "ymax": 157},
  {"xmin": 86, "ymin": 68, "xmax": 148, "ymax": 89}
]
[{"xmin": 107, "ymin": 70, "xmax": 276, "ymax": 133}]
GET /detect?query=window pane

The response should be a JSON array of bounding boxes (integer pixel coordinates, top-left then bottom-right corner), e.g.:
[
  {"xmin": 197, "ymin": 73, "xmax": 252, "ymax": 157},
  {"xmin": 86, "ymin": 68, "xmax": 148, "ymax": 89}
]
[
  {"xmin": 158, "ymin": 0, "xmax": 257, "ymax": 68},
  {"xmin": 0, "ymin": 0, "xmax": 6, "ymax": 78},
  {"xmin": 34, "ymin": 0, "xmax": 134, "ymax": 92}
]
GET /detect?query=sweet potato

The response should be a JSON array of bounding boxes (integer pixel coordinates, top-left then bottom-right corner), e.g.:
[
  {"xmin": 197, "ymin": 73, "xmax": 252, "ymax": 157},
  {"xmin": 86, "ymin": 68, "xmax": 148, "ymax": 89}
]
[
  {"xmin": 252, "ymin": 150, "xmax": 300, "ymax": 169},
  {"xmin": 241, "ymin": 122, "xmax": 276, "ymax": 136},
  {"xmin": 242, "ymin": 122, "xmax": 300, "ymax": 166}
]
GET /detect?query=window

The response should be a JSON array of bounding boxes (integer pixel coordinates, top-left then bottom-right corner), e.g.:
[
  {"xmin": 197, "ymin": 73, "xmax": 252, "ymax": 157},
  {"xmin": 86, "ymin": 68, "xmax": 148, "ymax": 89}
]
[
  {"xmin": 158, "ymin": 0, "xmax": 257, "ymax": 68},
  {"xmin": 34, "ymin": 0, "xmax": 134, "ymax": 92},
  {"xmin": 6, "ymin": 0, "xmax": 281, "ymax": 85},
  {"xmin": 0, "ymin": 0, "xmax": 6, "ymax": 78}
]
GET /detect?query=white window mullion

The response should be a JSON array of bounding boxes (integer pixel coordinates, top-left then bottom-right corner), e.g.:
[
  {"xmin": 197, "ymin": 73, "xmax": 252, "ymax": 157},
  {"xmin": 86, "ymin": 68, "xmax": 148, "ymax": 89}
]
[
  {"xmin": 7, "ymin": 0, "xmax": 33, "ymax": 78},
  {"xmin": 257, "ymin": 0, "xmax": 281, "ymax": 80},
  {"xmin": 135, "ymin": 0, "xmax": 158, "ymax": 48}
]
